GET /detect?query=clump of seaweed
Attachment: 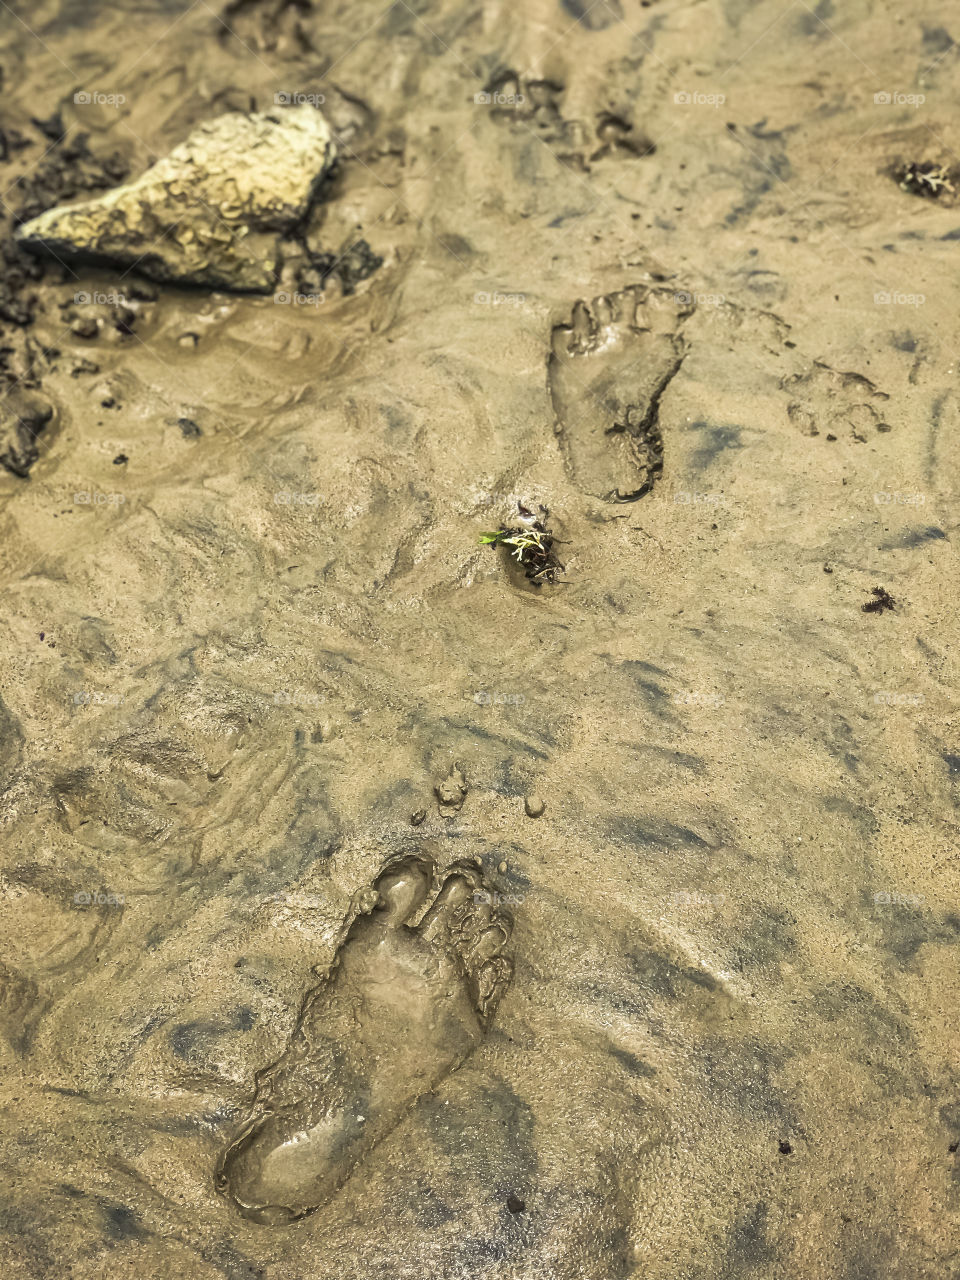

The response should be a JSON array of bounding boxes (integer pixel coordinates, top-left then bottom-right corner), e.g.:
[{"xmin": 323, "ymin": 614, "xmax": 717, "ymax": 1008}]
[
  {"xmin": 862, "ymin": 585, "xmax": 896, "ymax": 614},
  {"xmin": 479, "ymin": 503, "xmax": 564, "ymax": 586},
  {"xmin": 897, "ymin": 162, "xmax": 956, "ymax": 199}
]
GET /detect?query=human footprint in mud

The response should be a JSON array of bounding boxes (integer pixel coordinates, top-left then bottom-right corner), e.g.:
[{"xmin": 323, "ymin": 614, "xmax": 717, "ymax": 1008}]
[
  {"xmin": 216, "ymin": 855, "xmax": 514, "ymax": 1223},
  {"xmin": 548, "ymin": 285, "xmax": 693, "ymax": 502}
]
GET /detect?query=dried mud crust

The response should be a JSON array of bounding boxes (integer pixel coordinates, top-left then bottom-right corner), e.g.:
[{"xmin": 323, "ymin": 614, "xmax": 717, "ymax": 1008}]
[
  {"xmin": 216, "ymin": 854, "xmax": 513, "ymax": 1224},
  {"xmin": 548, "ymin": 285, "xmax": 694, "ymax": 502}
]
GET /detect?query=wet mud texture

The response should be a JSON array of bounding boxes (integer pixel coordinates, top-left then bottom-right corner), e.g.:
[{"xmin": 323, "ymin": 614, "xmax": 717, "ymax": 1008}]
[{"xmin": 2, "ymin": 2, "xmax": 960, "ymax": 1279}]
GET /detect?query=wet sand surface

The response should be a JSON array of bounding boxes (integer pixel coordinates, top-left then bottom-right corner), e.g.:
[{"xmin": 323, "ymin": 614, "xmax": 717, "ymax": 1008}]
[{"xmin": 1, "ymin": 1, "xmax": 960, "ymax": 1276}]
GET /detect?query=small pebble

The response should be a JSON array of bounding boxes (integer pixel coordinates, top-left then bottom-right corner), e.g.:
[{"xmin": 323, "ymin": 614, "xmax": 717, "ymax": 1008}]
[
  {"xmin": 410, "ymin": 809, "xmax": 426, "ymax": 826},
  {"xmin": 71, "ymin": 316, "xmax": 98, "ymax": 338},
  {"xmin": 498, "ymin": 860, "xmax": 507, "ymax": 873},
  {"xmin": 524, "ymin": 794, "xmax": 545, "ymax": 818},
  {"xmin": 823, "ymin": 562, "xmax": 833, "ymax": 573}
]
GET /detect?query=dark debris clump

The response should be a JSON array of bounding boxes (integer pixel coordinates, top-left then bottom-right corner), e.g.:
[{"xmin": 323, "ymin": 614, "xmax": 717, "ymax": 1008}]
[
  {"xmin": 862, "ymin": 586, "xmax": 897, "ymax": 614},
  {"xmin": 479, "ymin": 503, "xmax": 564, "ymax": 586},
  {"xmin": 897, "ymin": 161, "xmax": 956, "ymax": 200},
  {"xmin": 295, "ymin": 237, "xmax": 383, "ymax": 297}
]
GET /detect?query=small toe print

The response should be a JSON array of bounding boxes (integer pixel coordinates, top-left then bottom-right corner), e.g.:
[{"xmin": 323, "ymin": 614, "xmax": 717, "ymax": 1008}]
[
  {"xmin": 418, "ymin": 872, "xmax": 479, "ymax": 939},
  {"xmin": 470, "ymin": 923, "xmax": 511, "ymax": 964},
  {"xmin": 371, "ymin": 855, "xmax": 434, "ymax": 924},
  {"xmin": 475, "ymin": 956, "xmax": 513, "ymax": 1016}
]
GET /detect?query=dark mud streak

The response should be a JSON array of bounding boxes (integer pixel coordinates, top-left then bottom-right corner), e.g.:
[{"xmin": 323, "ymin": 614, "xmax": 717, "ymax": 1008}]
[
  {"xmin": 822, "ymin": 795, "xmax": 878, "ymax": 833},
  {"xmin": 418, "ymin": 1076, "xmax": 538, "ymax": 1181},
  {"xmin": 720, "ymin": 1200, "xmax": 777, "ymax": 1276},
  {"xmin": 0, "ymin": 693, "xmax": 25, "ymax": 788},
  {"xmin": 876, "ymin": 908, "xmax": 960, "ymax": 969},
  {"xmin": 880, "ymin": 525, "xmax": 946, "ymax": 550},
  {"xmin": 431, "ymin": 716, "xmax": 553, "ymax": 759},
  {"xmin": 559, "ymin": 0, "xmax": 624, "ymax": 30},
  {"xmin": 925, "ymin": 391, "xmax": 952, "ymax": 481},
  {"xmin": 724, "ymin": 127, "xmax": 794, "ymax": 227},
  {"xmin": 813, "ymin": 982, "xmax": 913, "ymax": 1047},
  {"xmin": 500, "ymin": 757, "xmax": 550, "ymax": 797},
  {"xmin": 279, "ymin": 791, "xmax": 340, "ymax": 873},
  {"xmin": 615, "ymin": 662, "xmax": 686, "ymax": 725},
  {"xmin": 629, "ymin": 948, "xmax": 722, "ymax": 1001},
  {"xmin": 732, "ymin": 905, "xmax": 799, "ymax": 970},
  {"xmin": 740, "ymin": 267, "xmax": 787, "ymax": 303},
  {"xmin": 609, "ymin": 816, "xmax": 718, "ymax": 853},
  {"xmin": 0, "ymin": 961, "xmax": 43, "ymax": 1054},
  {"xmin": 407, "ymin": 1177, "xmax": 458, "ymax": 1227},
  {"xmin": 102, "ymin": 1202, "xmax": 143, "ymax": 1242},
  {"xmin": 622, "ymin": 658, "xmax": 670, "ymax": 678},
  {"xmin": 921, "ymin": 24, "xmax": 955, "ymax": 53},
  {"xmin": 796, "ymin": 0, "xmax": 834, "ymax": 37},
  {"xmin": 685, "ymin": 420, "xmax": 746, "ymax": 471},
  {"xmin": 579, "ymin": 975, "xmax": 648, "ymax": 1022},
  {"xmin": 699, "ymin": 1039, "xmax": 796, "ymax": 1125},
  {"xmin": 633, "ymin": 744, "xmax": 708, "ymax": 775},
  {"xmin": 609, "ymin": 1045, "xmax": 657, "ymax": 1078}
]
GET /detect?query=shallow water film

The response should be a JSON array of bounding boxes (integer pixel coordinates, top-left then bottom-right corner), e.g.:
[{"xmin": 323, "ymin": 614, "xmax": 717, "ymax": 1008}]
[{"xmin": 1, "ymin": 1, "xmax": 959, "ymax": 1277}]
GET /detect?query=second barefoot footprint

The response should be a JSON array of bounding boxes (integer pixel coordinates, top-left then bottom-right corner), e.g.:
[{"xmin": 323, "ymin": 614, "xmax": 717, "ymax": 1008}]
[{"xmin": 216, "ymin": 854, "xmax": 514, "ymax": 1224}]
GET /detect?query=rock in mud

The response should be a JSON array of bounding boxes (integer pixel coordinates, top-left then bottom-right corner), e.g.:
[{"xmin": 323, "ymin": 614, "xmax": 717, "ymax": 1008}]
[{"xmin": 15, "ymin": 106, "xmax": 337, "ymax": 292}]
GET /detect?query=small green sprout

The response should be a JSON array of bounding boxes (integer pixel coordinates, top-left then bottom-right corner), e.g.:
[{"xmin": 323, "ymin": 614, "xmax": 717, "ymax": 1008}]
[
  {"xmin": 479, "ymin": 504, "xmax": 563, "ymax": 586},
  {"xmin": 479, "ymin": 529, "xmax": 547, "ymax": 562},
  {"xmin": 898, "ymin": 161, "xmax": 956, "ymax": 198}
]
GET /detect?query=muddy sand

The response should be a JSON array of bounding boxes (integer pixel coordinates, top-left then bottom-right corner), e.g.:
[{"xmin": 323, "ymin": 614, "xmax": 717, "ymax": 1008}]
[{"xmin": 1, "ymin": 1, "xmax": 959, "ymax": 1277}]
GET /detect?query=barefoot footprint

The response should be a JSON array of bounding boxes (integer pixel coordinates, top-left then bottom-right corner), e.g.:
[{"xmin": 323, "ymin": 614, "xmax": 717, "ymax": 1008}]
[
  {"xmin": 216, "ymin": 854, "xmax": 514, "ymax": 1224},
  {"xmin": 780, "ymin": 360, "xmax": 892, "ymax": 439},
  {"xmin": 548, "ymin": 285, "xmax": 693, "ymax": 502}
]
